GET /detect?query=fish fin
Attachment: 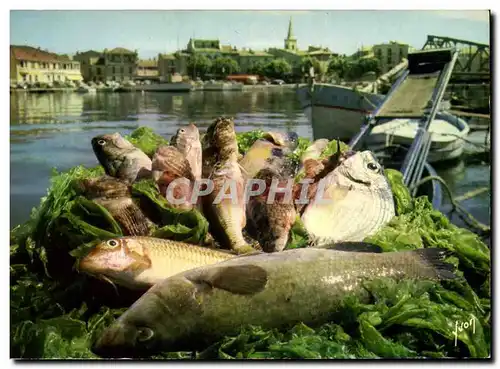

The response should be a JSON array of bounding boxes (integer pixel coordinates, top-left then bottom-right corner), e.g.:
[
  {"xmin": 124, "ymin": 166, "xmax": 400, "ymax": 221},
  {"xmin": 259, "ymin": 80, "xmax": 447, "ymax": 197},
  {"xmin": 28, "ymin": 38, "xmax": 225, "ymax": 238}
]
[
  {"xmin": 125, "ymin": 251, "xmax": 152, "ymax": 271},
  {"xmin": 316, "ymin": 242, "xmax": 383, "ymax": 253},
  {"xmin": 99, "ymin": 275, "xmax": 120, "ymax": 297},
  {"xmin": 195, "ymin": 264, "xmax": 268, "ymax": 295},
  {"xmin": 413, "ymin": 248, "xmax": 458, "ymax": 280}
]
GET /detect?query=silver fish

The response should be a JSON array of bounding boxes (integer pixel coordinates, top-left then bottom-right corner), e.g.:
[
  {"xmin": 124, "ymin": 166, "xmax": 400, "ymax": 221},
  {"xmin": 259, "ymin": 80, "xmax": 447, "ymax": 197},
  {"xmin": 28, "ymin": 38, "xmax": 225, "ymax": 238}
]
[{"xmin": 300, "ymin": 150, "xmax": 395, "ymax": 246}]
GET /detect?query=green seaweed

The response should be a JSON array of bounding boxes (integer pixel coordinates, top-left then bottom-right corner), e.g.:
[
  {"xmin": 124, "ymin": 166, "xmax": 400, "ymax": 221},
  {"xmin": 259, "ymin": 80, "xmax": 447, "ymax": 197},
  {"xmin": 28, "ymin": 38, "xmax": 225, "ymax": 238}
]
[
  {"xmin": 236, "ymin": 130, "xmax": 266, "ymax": 153},
  {"xmin": 125, "ymin": 126, "xmax": 170, "ymax": 157},
  {"xmin": 10, "ymin": 127, "xmax": 491, "ymax": 360}
]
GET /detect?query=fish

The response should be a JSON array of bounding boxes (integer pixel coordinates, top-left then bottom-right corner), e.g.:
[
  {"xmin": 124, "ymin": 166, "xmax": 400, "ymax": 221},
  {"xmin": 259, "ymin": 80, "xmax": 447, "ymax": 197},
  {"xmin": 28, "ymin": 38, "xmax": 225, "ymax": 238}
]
[
  {"xmin": 77, "ymin": 236, "xmax": 236, "ymax": 291},
  {"xmin": 201, "ymin": 117, "xmax": 255, "ymax": 254},
  {"xmin": 261, "ymin": 131, "xmax": 299, "ymax": 150},
  {"xmin": 91, "ymin": 245, "xmax": 457, "ymax": 358},
  {"xmin": 151, "ymin": 145, "xmax": 194, "ymax": 182},
  {"xmin": 300, "ymin": 139, "xmax": 329, "ymax": 168},
  {"xmin": 300, "ymin": 150, "xmax": 396, "ymax": 246},
  {"xmin": 239, "ymin": 131, "xmax": 298, "ymax": 180},
  {"xmin": 79, "ymin": 176, "xmax": 151, "ymax": 236},
  {"xmin": 245, "ymin": 168, "xmax": 297, "ymax": 252},
  {"xmin": 239, "ymin": 140, "xmax": 292, "ymax": 180},
  {"xmin": 91, "ymin": 133, "xmax": 152, "ymax": 183},
  {"xmin": 151, "ymin": 145, "xmax": 195, "ymax": 210},
  {"xmin": 170, "ymin": 123, "xmax": 202, "ymax": 181}
]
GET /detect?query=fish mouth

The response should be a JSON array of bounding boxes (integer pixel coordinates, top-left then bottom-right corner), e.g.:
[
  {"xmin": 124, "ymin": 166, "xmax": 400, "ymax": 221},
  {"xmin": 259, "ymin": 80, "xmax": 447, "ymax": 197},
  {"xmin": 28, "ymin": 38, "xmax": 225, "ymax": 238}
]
[{"xmin": 344, "ymin": 171, "xmax": 371, "ymax": 186}]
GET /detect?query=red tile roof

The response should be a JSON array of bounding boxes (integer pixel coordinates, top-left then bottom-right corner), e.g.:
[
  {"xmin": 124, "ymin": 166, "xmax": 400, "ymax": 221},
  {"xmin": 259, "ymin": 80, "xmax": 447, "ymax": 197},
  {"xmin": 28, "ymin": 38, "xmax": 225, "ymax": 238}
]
[{"xmin": 10, "ymin": 45, "xmax": 71, "ymax": 63}]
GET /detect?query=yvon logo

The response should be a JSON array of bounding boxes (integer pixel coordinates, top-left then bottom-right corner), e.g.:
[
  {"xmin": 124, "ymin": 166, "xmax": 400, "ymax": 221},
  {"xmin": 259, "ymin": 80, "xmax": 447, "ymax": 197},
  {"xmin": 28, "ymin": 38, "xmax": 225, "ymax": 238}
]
[{"xmin": 453, "ymin": 316, "xmax": 476, "ymax": 347}]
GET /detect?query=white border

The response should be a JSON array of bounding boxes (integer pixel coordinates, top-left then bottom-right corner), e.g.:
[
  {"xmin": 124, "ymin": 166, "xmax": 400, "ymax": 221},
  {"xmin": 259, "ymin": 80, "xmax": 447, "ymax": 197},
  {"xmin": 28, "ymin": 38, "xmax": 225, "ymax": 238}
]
[{"xmin": 3, "ymin": 2, "xmax": 497, "ymax": 368}]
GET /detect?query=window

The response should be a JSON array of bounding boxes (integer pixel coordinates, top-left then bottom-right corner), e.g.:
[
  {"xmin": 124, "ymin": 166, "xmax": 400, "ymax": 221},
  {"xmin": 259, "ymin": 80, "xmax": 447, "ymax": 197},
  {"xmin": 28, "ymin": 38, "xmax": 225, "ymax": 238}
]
[
  {"xmin": 97, "ymin": 67, "xmax": 101, "ymax": 75},
  {"xmin": 35, "ymin": 75, "xmax": 38, "ymax": 82},
  {"xmin": 399, "ymin": 48, "xmax": 404, "ymax": 61},
  {"xmin": 387, "ymin": 48, "xmax": 393, "ymax": 64},
  {"xmin": 121, "ymin": 66, "xmax": 124, "ymax": 74},
  {"xmin": 376, "ymin": 49, "xmax": 382, "ymax": 60},
  {"xmin": 112, "ymin": 66, "xmax": 116, "ymax": 74},
  {"xmin": 129, "ymin": 66, "xmax": 133, "ymax": 74}
]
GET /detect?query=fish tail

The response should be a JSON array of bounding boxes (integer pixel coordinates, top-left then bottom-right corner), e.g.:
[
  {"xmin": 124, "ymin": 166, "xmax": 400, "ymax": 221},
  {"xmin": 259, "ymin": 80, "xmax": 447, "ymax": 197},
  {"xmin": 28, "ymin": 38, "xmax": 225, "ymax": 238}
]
[{"xmin": 411, "ymin": 248, "xmax": 458, "ymax": 280}]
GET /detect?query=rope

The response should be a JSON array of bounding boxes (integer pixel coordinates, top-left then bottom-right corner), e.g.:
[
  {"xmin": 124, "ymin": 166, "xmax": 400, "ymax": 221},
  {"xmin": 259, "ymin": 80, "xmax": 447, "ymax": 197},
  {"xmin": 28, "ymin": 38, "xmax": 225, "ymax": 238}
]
[
  {"xmin": 454, "ymin": 187, "xmax": 489, "ymax": 203},
  {"xmin": 409, "ymin": 175, "xmax": 490, "ymax": 234}
]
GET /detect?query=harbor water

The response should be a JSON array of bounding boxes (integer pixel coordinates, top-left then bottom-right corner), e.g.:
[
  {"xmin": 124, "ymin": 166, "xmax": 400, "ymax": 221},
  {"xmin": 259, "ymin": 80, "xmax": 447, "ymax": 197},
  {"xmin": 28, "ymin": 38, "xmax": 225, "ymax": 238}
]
[{"xmin": 9, "ymin": 90, "xmax": 491, "ymax": 235}]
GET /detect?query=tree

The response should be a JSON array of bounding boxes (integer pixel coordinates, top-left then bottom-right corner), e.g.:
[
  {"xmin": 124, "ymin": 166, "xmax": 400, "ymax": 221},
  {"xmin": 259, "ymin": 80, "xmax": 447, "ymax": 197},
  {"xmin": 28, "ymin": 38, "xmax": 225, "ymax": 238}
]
[
  {"xmin": 327, "ymin": 56, "xmax": 348, "ymax": 80},
  {"xmin": 263, "ymin": 58, "xmax": 292, "ymax": 80},
  {"xmin": 299, "ymin": 57, "xmax": 330, "ymax": 82},
  {"xmin": 211, "ymin": 57, "xmax": 240, "ymax": 78},
  {"xmin": 248, "ymin": 60, "xmax": 267, "ymax": 76},
  {"xmin": 341, "ymin": 57, "xmax": 381, "ymax": 81},
  {"xmin": 186, "ymin": 54, "xmax": 212, "ymax": 80},
  {"xmin": 358, "ymin": 57, "xmax": 381, "ymax": 76}
]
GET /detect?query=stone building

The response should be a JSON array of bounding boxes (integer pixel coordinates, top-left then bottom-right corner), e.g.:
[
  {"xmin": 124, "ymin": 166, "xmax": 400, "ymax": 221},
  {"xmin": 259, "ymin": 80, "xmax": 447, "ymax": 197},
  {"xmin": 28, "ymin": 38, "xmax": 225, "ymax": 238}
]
[
  {"xmin": 74, "ymin": 47, "xmax": 138, "ymax": 82},
  {"xmin": 372, "ymin": 41, "xmax": 410, "ymax": 74},
  {"xmin": 136, "ymin": 58, "xmax": 159, "ymax": 81}
]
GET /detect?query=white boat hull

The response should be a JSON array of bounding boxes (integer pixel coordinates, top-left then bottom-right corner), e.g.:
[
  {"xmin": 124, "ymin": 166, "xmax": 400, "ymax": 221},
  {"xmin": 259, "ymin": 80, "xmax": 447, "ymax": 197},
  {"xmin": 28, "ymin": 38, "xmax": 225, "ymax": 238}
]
[{"xmin": 297, "ymin": 84, "xmax": 470, "ymax": 164}]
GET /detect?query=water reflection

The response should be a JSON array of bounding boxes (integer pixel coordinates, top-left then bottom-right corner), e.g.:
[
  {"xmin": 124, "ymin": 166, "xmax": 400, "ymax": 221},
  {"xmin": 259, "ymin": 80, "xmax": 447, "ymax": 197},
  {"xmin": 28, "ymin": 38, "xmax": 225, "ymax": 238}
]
[{"xmin": 10, "ymin": 92, "xmax": 85, "ymax": 125}]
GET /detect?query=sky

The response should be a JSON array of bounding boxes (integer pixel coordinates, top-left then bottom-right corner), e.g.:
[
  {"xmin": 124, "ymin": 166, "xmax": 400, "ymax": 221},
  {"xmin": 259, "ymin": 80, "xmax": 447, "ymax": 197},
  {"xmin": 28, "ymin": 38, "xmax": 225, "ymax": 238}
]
[{"xmin": 10, "ymin": 10, "xmax": 490, "ymax": 59}]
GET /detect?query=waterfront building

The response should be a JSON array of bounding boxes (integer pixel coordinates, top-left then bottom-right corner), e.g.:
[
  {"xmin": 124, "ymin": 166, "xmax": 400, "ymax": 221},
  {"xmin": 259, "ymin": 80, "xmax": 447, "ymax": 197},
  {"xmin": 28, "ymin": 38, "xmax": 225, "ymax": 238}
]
[
  {"xmin": 136, "ymin": 58, "xmax": 159, "ymax": 81},
  {"xmin": 72, "ymin": 50, "xmax": 101, "ymax": 82},
  {"xmin": 372, "ymin": 41, "xmax": 410, "ymax": 74},
  {"xmin": 74, "ymin": 47, "xmax": 138, "ymax": 82},
  {"xmin": 185, "ymin": 38, "xmax": 238, "ymax": 59},
  {"xmin": 157, "ymin": 52, "xmax": 189, "ymax": 82},
  {"xmin": 10, "ymin": 45, "xmax": 83, "ymax": 85}
]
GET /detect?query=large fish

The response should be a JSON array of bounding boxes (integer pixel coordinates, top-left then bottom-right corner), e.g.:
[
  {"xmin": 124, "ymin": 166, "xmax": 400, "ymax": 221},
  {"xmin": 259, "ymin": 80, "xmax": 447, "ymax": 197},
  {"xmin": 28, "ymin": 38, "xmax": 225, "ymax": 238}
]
[
  {"xmin": 79, "ymin": 176, "xmax": 151, "ymax": 236},
  {"xmin": 300, "ymin": 150, "xmax": 396, "ymax": 246},
  {"xmin": 170, "ymin": 123, "xmax": 202, "ymax": 181},
  {"xmin": 245, "ymin": 168, "xmax": 296, "ymax": 253},
  {"xmin": 201, "ymin": 117, "xmax": 255, "ymax": 254},
  {"xmin": 92, "ymin": 245, "xmax": 457, "ymax": 358},
  {"xmin": 78, "ymin": 236, "xmax": 235, "ymax": 290},
  {"xmin": 91, "ymin": 133, "xmax": 152, "ymax": 183}
]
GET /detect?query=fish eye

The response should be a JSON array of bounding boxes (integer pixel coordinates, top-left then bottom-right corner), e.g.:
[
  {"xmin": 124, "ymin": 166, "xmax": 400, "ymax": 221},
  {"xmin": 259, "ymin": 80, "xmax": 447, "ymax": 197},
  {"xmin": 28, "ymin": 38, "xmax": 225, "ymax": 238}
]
[
  {"xmin": 106, "ymin": 239, "xmax": 120, "ymax": 248},
  {"xmin": 179, "ymin": 128, "xmax": 186, "ymax": 134},
  {"xmin": 97, "ymin": 139, "xmax": 106, "ymax": 146},
  {"xmin": 137, "ymin": 327, "xmax": 154, "ymax": 342},
  {"xmin": 367, "ymin": 162, "xmax": 378, "ymax": 171}
]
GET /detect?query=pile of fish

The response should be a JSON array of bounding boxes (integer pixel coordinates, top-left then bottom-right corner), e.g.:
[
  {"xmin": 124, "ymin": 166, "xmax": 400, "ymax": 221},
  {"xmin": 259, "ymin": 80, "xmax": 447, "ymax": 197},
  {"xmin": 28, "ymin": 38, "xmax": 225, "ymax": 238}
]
[{"xmin": 75, "ymin": 116, "xmax": 457, "ymax": 358}]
